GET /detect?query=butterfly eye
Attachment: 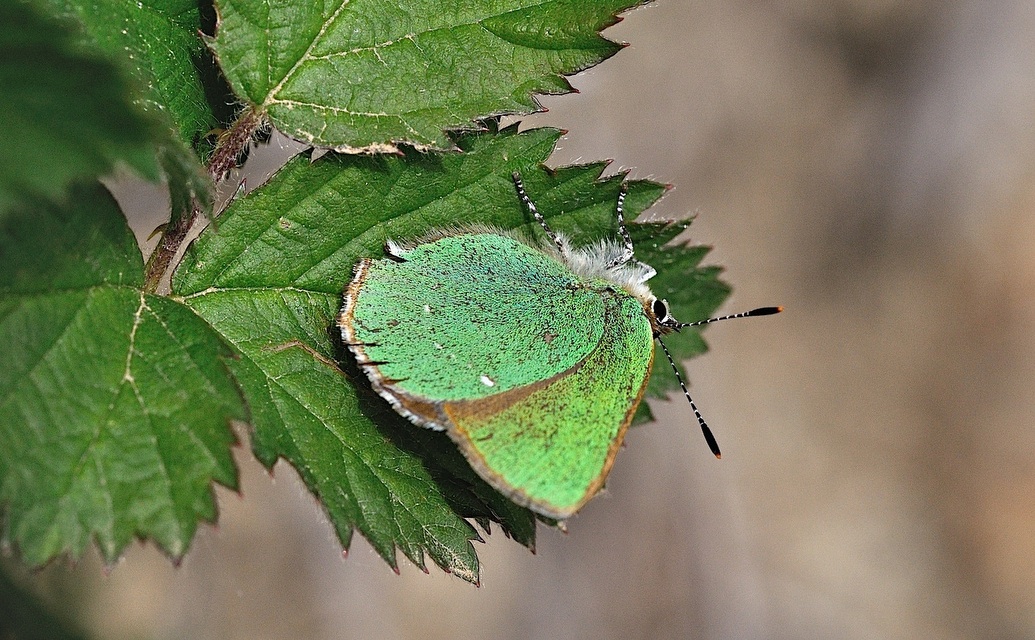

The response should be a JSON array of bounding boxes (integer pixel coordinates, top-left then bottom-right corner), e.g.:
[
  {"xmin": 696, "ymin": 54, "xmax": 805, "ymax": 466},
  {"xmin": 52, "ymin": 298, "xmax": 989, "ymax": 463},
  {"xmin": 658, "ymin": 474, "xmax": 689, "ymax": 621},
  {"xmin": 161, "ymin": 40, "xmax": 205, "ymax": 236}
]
[{"xmin": 652, "ymin": 298, "xmax": 670, "ymax": 322}]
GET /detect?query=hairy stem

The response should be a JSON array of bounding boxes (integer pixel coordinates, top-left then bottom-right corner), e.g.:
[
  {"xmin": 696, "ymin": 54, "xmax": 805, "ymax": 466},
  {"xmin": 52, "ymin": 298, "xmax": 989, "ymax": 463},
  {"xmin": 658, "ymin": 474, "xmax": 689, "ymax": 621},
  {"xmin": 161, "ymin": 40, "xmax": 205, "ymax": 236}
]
[{"xmin": 142, "ymin": 107, "xmax": 266, "ymax": 292}]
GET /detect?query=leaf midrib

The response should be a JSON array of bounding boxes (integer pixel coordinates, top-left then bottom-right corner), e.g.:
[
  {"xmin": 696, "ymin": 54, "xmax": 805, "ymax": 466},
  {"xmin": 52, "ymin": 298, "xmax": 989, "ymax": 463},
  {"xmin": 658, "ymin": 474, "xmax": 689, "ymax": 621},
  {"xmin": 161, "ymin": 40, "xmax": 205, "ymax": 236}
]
[{"xmin": 260, "ymin": 0, "xmax": 569, "ymax": 111}]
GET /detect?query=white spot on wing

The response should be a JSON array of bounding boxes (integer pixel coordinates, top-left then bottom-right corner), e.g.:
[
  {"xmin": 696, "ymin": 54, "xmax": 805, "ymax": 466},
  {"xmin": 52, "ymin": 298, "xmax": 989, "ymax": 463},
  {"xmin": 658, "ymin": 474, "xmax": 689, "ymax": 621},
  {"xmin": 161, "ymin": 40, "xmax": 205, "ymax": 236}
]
[{"xmin": 480, "ymin": 375, "xmax": 496, "ymax": 387}]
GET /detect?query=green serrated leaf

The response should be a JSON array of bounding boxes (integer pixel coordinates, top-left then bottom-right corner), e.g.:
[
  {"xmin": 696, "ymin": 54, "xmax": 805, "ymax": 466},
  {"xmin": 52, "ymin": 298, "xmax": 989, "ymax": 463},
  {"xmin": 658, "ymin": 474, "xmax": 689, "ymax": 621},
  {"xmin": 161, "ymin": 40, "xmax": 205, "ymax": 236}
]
[
  {"xmin": 0, "ymin": 1, "xmax": 159, "ymax": 214},
  {"xmin": 33, "ymin": 0, "xmax": 225, "ymax": 218},
  {"xmin": 172, "ymin": 125, "xmax": 727, "ymax": 582},
  {"xmin": 0, "ymin": 184, "xmax": 245, "ymax": 566},
  {"xmin": 210, "ymin": 0, "xmax": 645, "ymax": 150},
  {"xmin": 42, "ymin": 0, "xmax": 222, "ymax": 150}
]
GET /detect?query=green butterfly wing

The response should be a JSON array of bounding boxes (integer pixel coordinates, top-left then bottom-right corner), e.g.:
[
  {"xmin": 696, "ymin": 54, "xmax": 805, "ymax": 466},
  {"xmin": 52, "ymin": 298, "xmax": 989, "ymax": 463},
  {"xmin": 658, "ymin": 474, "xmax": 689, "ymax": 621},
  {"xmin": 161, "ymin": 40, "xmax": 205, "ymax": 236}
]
[
  {"xmin": 443, "ymin": 294, "xmax": 654, "ymax": 517},
  {"xmin": 341, "ymin": 232, "xmax": 655, "ymax": 517},
  {"xmin": 344, "ymin": 233, "xmax": 604, "ymax": 402}
]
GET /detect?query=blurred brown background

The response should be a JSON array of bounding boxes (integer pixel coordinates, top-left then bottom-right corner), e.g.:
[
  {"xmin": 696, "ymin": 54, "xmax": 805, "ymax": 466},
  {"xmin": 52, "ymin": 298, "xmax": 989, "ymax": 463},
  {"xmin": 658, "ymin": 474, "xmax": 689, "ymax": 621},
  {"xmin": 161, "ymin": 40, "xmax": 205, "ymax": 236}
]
[{"xmin": 13, "ymin": 1, "xmax": 1035, "ymax": 638}]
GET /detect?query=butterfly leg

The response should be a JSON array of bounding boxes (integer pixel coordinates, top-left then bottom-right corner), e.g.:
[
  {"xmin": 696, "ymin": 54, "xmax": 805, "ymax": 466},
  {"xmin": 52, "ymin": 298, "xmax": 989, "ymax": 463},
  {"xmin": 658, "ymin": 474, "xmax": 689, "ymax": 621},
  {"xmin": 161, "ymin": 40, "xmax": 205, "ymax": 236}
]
[
  {"xmin": 512, "ymin": 172, "xmax": 565, "ymax": 255},
  {"xmin": 605, "ymin": 183, "xmax": 635, "ymax": 269}
]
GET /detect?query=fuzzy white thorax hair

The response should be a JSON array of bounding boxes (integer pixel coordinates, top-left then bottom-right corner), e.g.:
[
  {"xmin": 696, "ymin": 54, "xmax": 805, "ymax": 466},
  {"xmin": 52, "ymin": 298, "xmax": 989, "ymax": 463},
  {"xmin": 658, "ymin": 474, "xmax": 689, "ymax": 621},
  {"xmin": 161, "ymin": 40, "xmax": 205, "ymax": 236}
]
[{"xmin": 553, "ymin": 232, "xmax": 657, "ymax": 302}]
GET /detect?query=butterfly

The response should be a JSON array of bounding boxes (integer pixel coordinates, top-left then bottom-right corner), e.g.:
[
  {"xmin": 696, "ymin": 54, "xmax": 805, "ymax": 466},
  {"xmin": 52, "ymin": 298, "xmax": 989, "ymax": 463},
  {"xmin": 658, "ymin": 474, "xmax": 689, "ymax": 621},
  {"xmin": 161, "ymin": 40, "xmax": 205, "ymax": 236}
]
[{"xmin": 339, "ymin": 172, "xmax": 779, "ymax": 518}]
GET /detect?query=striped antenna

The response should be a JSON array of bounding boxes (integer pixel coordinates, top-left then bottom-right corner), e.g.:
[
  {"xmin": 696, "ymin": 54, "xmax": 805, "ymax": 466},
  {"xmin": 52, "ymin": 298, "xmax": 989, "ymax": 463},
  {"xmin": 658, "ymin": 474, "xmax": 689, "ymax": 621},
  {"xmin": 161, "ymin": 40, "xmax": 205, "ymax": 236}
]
[
  {"xmin": 672, "ymin": 306, "xmax": 782, "ymax": 331},
  {"xmin": 657, "ymin": 337, "xmax": 721, "ymax": 457},
  {"xmin": 662, "ymin": 306, "xmax": 783, "ymax": 457}
]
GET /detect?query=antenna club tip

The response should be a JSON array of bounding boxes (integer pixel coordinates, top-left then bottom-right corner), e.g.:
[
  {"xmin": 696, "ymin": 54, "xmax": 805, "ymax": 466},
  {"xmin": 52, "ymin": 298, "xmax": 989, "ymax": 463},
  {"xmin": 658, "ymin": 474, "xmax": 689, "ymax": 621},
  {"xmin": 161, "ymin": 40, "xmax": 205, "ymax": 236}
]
[
  {"xmin": 751, "ymin": 306, "xmax": 783, "ymax": 316},
  {"xmin": 702, "ymin": 425, "xmax": 722, "ymax": 458},
  {"xmin": 714, "ymin": 453, "xmax": 722, "ymax": 459}
]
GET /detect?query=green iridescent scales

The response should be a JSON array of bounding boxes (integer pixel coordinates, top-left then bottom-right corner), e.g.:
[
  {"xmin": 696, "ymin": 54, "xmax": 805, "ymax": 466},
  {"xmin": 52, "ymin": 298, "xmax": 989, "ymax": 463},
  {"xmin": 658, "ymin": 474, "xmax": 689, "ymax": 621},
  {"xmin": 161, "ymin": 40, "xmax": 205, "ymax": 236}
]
[
  {"xmin": 444, "ymin": 292, "xmax": 652, "ymax": 515},
  {"xmin": 342, "ymin": 232, "xmax": 655, "ymax": 518},
  {"xmin": 350, "ymin": 234, "xmax": 604, "ymax": 400}
]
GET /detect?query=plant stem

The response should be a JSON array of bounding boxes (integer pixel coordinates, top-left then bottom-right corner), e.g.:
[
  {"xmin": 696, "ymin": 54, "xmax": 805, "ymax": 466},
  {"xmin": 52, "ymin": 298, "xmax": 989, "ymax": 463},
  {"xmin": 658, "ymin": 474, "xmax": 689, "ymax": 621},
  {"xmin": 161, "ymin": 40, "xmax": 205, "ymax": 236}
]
[{"xmin": 142, "ymin": 107, "xmax": 266, "ymax": 292}]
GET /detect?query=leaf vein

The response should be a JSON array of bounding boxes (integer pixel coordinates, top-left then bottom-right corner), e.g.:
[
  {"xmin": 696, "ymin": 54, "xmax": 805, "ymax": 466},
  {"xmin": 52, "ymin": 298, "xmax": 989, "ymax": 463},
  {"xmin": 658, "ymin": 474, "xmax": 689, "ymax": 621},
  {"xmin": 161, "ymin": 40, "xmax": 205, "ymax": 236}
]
[
  {"xmin": 126, "ymin": 296, "xmax": 183, "ymax": 544},
  {"xmin": 262, "ymin": 0, "xmax": 353, "ymax": 108}
]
